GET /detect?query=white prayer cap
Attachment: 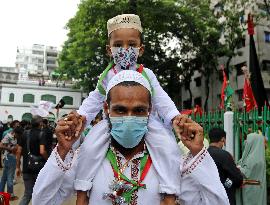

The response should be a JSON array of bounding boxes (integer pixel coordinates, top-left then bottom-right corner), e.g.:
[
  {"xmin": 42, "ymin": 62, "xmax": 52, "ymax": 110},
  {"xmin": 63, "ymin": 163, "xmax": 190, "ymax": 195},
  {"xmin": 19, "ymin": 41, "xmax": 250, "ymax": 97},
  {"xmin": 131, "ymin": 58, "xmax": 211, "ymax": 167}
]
[
  {"xmin": 106, "ymin": 70, "xmax": 152, "ymax": 98},
  {"xmin": 107, "ymin": 14, "xmax": 143, "ymax": 36}
]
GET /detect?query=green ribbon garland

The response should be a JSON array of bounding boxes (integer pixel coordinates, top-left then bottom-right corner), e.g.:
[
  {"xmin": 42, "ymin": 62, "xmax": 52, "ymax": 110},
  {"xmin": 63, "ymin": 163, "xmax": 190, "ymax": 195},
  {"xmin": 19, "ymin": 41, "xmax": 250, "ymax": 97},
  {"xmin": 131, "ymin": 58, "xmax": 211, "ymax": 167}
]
[
  {"xmin": 106, "ymin": 148, "xmax": 149, "ymax": 203},
  {"xmin": 97, "ymin": 62, "xmax": 154, "ymax": 96}
]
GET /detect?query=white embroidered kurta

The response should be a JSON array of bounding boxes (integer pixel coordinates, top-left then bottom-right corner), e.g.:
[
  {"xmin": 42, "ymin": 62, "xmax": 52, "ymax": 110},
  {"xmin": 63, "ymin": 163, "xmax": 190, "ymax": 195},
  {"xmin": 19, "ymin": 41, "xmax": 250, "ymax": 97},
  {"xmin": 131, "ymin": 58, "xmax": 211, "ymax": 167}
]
[
  {"xmin": 77, "ymin": 65, "xmax": 179, "ymax": 126},
  {"xmin": 76, "ymin": 65, "xmax": 180, "ymax": 194},
  {"xmin": 75, "ymin": 118, "xmax": 181, "ymax": 195},
  {"xmin": 32, "ymin": 146, "xmax": 229, "ymax": 205}
]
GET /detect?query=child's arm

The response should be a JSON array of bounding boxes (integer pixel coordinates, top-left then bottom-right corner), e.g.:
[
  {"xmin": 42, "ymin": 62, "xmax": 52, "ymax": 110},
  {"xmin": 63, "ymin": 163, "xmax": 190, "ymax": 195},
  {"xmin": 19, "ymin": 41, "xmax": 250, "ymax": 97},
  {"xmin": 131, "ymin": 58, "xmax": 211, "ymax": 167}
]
[
  {"xmin": 76, "ymin": 191, "xmax": 89, "ymax": 205},
  {"xmin": 77, "ymin": 89, "xmax": 105, "ymax": 126},
  {"xmin": 144, "ymin": 68, "xmax": 180, "ymax": 125}
]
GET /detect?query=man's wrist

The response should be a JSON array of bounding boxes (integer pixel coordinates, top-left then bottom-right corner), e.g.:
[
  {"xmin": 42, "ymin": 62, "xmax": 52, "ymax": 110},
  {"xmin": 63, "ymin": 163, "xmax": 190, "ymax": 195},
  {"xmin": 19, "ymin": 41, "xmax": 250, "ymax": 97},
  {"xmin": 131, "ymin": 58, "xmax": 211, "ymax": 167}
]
[
  {"xmin": 57, "ymin": 145, "xmax": 70, "ymax": 161},
  {"xmin": 190, "ymin": 145, "xmax": 204, "ymax": 156}
]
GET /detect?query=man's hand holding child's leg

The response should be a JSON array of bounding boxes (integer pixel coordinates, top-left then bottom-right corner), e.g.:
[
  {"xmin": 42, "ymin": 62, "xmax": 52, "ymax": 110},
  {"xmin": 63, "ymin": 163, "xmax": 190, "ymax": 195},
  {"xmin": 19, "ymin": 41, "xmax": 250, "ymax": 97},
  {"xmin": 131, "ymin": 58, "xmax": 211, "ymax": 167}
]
[{"xmin": 63, "ymin": 111, "xmax": 86, "ymax": 140}]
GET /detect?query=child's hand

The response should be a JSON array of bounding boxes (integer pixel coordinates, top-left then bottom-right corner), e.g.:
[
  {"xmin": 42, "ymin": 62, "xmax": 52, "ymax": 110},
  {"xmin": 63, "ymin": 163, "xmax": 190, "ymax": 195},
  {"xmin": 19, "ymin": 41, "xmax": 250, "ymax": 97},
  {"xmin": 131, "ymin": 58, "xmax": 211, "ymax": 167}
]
[
  {"xmin": 64, "ymin": 111, "xmax": 86, "ymax": 139},
  {"xmin": 173, "ymin": 117, "xmax": 204, "ymax": 156},
  {"xmin": 55, "ymin": 111, "xmax": 86, "ymax": 160},
  {"xmin": 172, "ymin": 114, "xmax": 189, "ymax": 138}
]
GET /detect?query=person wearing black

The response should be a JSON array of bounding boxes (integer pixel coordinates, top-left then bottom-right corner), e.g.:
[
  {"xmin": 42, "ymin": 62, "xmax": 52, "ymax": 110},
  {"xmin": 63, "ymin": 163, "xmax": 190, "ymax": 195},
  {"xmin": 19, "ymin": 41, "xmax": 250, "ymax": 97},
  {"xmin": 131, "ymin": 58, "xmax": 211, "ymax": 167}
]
[
  {"xmin": 16, "ymin": 116, "xmax": 48, "ymax": 205},
  {"xmin": 42, "ymin": 119, "xmax": 53, "ymax": 156},
  {"xmin": 208, "ymin": 128, "xmax": 243, "ymax": 205}
]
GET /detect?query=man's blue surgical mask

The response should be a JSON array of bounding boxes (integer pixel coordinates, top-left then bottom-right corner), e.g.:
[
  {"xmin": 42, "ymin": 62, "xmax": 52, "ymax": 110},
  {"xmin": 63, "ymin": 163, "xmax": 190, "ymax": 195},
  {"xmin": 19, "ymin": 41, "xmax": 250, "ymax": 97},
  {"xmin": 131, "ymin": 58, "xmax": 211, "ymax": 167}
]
[{"xmin": 109, "ymin": 116, "xmax": 148, "ymax": 148}]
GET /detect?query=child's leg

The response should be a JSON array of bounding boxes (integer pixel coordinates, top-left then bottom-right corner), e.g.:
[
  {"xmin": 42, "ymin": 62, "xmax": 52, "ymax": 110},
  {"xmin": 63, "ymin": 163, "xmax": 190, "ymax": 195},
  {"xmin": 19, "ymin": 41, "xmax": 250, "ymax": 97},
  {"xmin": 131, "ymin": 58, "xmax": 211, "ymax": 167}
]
[
  {"xmin": 76, "ymin": 191, "xmax": 88, "ymax": 205},
  {"xmin": 145, "ymin": 114, "xmax": 182, "ymax": 195},
  {"xmin": 74, "ymin": 119, "xmax": 110, "ymax": 192}
]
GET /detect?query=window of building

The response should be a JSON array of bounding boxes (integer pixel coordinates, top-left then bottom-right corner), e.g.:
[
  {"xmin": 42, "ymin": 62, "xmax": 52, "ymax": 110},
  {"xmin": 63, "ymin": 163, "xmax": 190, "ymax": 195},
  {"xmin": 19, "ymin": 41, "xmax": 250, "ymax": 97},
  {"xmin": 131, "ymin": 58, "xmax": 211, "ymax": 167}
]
[
  {"xmin": 62, "ymin": 96, "xmax": 73, "ymax": 105},
  {"xmin": 194, "ymin": 97, "xmax": 202, "ymax": 106},
  {"xmin": 21, "ymin": 113, "xmax": 33, "ymax": 122},
  {"xmin": 183, "ymin": 99, "xmax": 192, "ymax": 109},
  {"xmin": 235, "ymin": 62, "xmax": 246, "ymax": 76},
  {"xmin": 46, "ymin": 60, "xmax": 56, "ymax": 65},
  {"xmin": 6, "ymin": 74, "xmax": 11, "ymax": 80},
  {"xmin": 194, "ymin": 77, "xmax": 202, "ymax": 87},
  {"xmin": 237, "ymin": 89, "xmax": 243, "ymax": 101},
  {"xmin": 47, "ymin": 52, "xmax": 57, "ymax": 57},
  {"xmin": 265, "ymin": 31, "xmax": 270, "ymax": 43},
  {"xmin": 23, "ymin": 94, "xmax": 35, "ymax": 103},
  {"xmin": 9, "ymin": 93, "xmax": 14, "ymax": 102},
  {"xmin": 7, "ymin": 115, "xmax": 13, "ymax": 122},
  {"xmin": 41, "ymin": 94, "xmax": 56, "ymax": 104},
  {"xmin": 184, "ymin": 82, "xmax": 190, "ymax": 90},
  {"xmin": 32, "ymin": 50, "xmax": 43, "ymax": 55},
  {"xmin": 217, "ymin": 94, "xmax": 221, "ymax": 103},
  {"xmin": 262, "ymin": 60, "xmax": 270, "ymax": 71}
]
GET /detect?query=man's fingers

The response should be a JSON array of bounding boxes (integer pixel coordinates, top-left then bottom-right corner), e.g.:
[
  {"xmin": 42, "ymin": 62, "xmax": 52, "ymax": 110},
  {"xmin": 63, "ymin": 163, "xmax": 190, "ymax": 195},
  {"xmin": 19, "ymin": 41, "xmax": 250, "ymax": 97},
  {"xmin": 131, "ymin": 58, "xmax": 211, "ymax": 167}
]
[
  {"xmin": 181, "ymin": 122, "xmax": 202, "ymax": 140},
  {"xmin": 55, "ymin": 124, "xmax": 70, "ymax": 133},
  {"xmin": 58, "ymin": 120, "xmax": 74, "ymax": 127}
]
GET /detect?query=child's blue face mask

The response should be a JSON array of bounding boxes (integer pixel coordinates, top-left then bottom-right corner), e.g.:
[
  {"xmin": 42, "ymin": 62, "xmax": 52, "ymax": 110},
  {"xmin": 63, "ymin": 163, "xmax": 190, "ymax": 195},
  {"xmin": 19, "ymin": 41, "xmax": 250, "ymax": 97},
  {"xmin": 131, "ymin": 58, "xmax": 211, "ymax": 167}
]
[
  {"xmin": 111, "ymin": 47, "xmax": 140, "ymax": 70},
  {"xmin": 109, "ymin": 116, "xmax": 148, "ymax": 148}
]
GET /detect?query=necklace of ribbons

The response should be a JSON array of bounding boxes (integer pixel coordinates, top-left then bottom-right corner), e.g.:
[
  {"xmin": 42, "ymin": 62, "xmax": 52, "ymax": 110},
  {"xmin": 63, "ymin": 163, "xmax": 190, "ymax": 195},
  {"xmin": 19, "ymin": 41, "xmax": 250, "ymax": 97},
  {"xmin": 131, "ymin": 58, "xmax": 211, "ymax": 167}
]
[{"xmin": 106, "ymin": 148, "xmax": 152, "ymax": 203}]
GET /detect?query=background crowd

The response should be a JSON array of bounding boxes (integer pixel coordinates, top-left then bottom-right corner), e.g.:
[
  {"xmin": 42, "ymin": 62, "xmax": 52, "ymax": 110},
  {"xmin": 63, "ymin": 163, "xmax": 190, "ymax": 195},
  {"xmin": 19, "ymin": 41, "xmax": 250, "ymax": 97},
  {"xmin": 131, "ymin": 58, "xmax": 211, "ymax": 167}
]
[{"xmin": 0, "ymin": 114, "xmax": 267, "ymax": 205}]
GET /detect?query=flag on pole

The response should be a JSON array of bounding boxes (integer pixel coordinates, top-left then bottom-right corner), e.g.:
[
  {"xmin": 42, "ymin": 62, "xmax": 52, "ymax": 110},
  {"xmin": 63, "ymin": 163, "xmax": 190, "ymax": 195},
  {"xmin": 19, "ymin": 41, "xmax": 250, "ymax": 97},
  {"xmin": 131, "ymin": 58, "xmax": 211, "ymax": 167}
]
[
  {"xmin": 242, "ymin": 66, "xmax": 257, "ymax": 112},
  {"xmin": 248, "ymin": 14, "xmax": 269, "ymax": 110},
  {"xmin": 55, "ymin": 99, "xmax": 66, "ymax": 119},
  {"xmin": 220, "ymin": 65, "xmax": 234, "ymax": 110},
  {"xmin": 30, "ymin": 101, "xmax": 54, "ymax": 117}
]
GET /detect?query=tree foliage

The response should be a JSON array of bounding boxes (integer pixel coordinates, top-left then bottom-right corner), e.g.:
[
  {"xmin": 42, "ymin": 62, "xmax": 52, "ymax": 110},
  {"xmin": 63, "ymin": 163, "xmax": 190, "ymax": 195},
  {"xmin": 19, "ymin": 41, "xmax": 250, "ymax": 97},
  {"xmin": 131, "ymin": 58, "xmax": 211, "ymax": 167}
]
[{"xmin": 58, "ymin": 0, "xmax": 257, "ymax": 110}]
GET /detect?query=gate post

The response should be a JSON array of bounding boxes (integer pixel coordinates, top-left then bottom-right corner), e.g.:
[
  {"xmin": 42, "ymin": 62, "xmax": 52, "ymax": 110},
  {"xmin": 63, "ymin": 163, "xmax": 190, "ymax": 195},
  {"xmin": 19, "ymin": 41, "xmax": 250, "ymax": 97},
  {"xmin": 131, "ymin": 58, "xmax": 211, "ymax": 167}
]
[{"xmin": 224, "ymin": 111, "xmax": 234, "ymax": 157}]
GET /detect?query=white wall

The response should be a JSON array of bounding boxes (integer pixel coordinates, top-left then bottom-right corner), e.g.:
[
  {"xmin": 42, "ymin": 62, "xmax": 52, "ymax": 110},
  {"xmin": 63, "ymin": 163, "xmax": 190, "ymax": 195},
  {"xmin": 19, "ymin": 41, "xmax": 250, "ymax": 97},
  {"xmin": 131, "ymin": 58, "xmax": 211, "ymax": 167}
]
[{"xmin": 0, "ymin": 83, "xmax": 83, "ymax": 121}]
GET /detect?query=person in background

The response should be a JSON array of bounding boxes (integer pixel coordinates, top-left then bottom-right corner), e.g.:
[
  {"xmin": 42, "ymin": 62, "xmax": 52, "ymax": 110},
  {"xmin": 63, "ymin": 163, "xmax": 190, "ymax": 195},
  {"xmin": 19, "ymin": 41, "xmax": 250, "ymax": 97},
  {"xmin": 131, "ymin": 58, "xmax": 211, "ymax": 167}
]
[
  {"xmin": 0, "ymin": 127, "xmax": 24, "ymax": 200},
  {"xmin": 208, "ymin": 128, "xmax": 243, "ymax": 205},
  {"xmin": 236, "ymin": 133, "xmax": 267, "ymax": 205},
  {"xmin": 2, "ymin": 120, "xmax": 20, "ymax": 138},
  {"xmin": 16, "ymin": 116, "xmax": 48, "ymax": 205},
  {"xmin": 0, "ymin": 121, "xmax": 5, "ymax": 168},
  {"xmin": 42, "ymin": 119, "xmax": 53, "ymax": 156}
]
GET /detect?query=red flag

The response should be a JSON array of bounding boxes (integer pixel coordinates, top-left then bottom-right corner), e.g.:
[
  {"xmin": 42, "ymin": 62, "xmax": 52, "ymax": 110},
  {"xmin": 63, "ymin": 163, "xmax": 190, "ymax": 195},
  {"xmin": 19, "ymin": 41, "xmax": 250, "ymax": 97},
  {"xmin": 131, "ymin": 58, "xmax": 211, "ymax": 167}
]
[
  {"xmin": 247, "ymin": 14, "xmax": 254, "ymax": 35},
  {"xmin": 194, "ymin": 105, "xmax": 203, "ymax": 117},
  {"xmin": 220, "ymin": 68, "xmax": 227, "ymax": 109},
  {"xmin": 181, "ymin": 109, "xmax": 193, "ymax": 115},
  {"xmin": 243, "ymin": 78, "xmax": 257, "ymax": 112}
]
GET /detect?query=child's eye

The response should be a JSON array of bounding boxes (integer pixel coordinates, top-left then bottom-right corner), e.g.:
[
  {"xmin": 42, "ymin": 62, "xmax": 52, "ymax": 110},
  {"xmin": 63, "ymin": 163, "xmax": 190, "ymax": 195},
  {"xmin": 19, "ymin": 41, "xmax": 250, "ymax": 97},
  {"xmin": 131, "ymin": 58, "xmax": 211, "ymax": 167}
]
[{"xmin": 114, "ymin": 43, "xmax": 122, "ymax": 47}]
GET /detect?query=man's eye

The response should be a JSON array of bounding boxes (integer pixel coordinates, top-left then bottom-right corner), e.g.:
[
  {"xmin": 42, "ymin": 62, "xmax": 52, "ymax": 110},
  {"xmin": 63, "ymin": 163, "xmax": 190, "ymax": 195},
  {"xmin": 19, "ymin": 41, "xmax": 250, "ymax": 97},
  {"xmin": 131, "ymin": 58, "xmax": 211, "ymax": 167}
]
[
  {"xmin": 115, "ymin": 108, "xmax": 125, "ymax": 114},
  {"xmin": 129, "ymin": 43, "xmax": 137, "ymax": 47},
  {"xmin": 135, "ymin": 108, "xmax": 147, "ymax": 114}
]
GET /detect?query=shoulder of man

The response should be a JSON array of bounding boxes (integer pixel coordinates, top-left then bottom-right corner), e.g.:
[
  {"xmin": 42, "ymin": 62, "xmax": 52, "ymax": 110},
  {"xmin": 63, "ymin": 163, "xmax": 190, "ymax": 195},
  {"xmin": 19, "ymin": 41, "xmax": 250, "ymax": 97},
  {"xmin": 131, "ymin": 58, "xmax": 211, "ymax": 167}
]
[{"xmin": 208, "ymin": 146, "xmax": 229, "ymax": 158}]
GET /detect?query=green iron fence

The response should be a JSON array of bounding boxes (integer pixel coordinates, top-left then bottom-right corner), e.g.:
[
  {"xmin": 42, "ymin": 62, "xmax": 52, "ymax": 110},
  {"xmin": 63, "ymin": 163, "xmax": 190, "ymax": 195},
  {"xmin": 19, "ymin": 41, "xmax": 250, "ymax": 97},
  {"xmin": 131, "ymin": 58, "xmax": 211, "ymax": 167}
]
[{"xmin": 191, "ymin": 105, "xmax": 270, "ymax": 161}]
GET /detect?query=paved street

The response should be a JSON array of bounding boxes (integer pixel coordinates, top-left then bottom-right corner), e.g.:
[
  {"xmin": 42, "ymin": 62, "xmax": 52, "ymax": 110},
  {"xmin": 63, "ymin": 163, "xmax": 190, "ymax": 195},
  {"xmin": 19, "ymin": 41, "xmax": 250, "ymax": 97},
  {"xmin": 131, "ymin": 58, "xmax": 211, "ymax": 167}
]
[{"xmin": 0, "ymin": 169, "xmax": 76, "ymax": 205}]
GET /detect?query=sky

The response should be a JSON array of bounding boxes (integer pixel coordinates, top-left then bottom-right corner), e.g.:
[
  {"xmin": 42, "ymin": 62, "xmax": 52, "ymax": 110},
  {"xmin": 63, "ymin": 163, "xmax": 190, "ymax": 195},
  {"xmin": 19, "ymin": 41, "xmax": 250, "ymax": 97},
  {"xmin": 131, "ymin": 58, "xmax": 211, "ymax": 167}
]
[{"xmin": 0, "ymin": 0, "xmax": 81, "ymax": 67}]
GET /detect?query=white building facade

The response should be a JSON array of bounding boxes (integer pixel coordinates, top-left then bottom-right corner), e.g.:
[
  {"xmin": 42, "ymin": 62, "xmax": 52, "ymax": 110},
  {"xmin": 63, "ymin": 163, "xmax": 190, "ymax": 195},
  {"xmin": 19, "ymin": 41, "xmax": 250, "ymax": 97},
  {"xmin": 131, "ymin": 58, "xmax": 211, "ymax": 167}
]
[
  {"xmin": 181, "ymin": 1, "xmax": 270, "ymax": 110},
  {"xmin": 0, "ymin": 44, "xmax": 85, "ymax": 122},
  {"xmin": 15, "ymin": 44, "xmax": 58, "ymax": 78},
  {"xmin": 0, "ymin": 82, "xmax": 83, "ymax": 122}
]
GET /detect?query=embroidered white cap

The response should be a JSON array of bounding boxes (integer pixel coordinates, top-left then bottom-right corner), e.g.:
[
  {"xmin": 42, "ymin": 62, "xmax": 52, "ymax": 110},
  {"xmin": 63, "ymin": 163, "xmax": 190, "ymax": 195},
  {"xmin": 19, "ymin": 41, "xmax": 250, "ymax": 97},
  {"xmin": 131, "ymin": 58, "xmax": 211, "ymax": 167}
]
[
  {"xmin": 106, "ymin": 70, "xmax": 151, "ymax": 98},
  {"xmin": 107, "ymin": 14, "xmax": 143, "ymax": 36}
]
